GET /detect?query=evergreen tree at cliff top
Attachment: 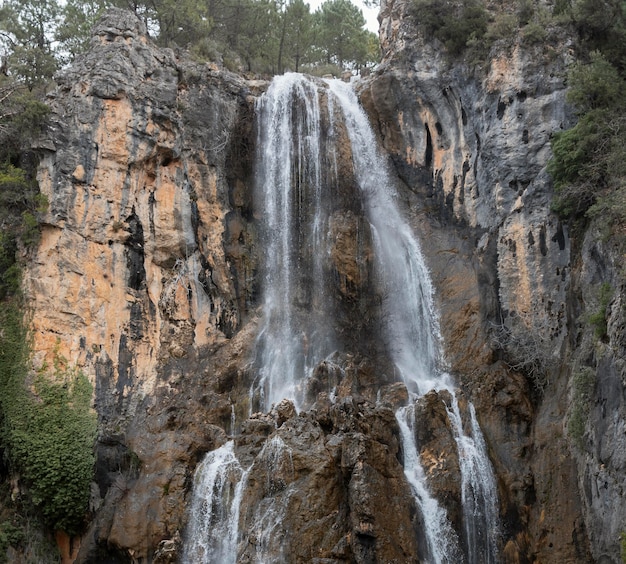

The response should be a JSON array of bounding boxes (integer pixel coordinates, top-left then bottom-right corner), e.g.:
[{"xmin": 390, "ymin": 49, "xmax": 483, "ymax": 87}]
[{"xmin": 0, "ymin": 0, "xmax": 378, "ymax": 77}]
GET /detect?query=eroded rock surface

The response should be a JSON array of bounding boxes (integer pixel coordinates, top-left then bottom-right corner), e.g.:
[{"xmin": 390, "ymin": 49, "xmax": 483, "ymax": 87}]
[
  {"xmin": 20, "ymin": 4, "xmax": 624, "ymax": 563},
  {"xmin": 358, "ymin": 0, "xmax": 592, "ymax": 561}
]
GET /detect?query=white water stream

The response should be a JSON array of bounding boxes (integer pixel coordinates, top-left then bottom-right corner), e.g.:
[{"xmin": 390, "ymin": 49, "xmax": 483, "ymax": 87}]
[
  {"xmin": 328, "ymin": 78, "xmax": 500, "ymax": 563},
  {"xmin": 185, "ymin": 74, "xmax": 500, "ymax": 563},
  {"xmin": 182, "ymin": 441, "xmax": 249, "ymax": 564},
  {"xmin": 250, "ymin": 74, "xmax": 336, "ymax": 411}
]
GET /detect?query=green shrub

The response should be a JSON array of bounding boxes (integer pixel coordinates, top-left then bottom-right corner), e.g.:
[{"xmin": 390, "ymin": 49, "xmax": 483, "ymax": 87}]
[
  {"xmin": 485, "ymin": 13, "xmax": 517, "ymax": 43},
  {"xmin": 413, "ymin": 0, "xmax": 489, "ymax": 55},
  {"xmin": 0, "ymin": 161, "xmax": 48, "ymax": 297},
  {"xmin": 568, "ymin": 366, "xmax": 596, "ymax": 446},
  {"xmin": 588, "ymin": 282, "xmax": 613, "ymax": 339},
  {"xmin": 517, "ymin": 0, "xmax": 535, "ymax": 26},
  {"xmin": 0, "ymin": 521, "xmax": 25, "ymax": 558},
  {"xmin": 0, "ymin": 304, "xmax": 97, "ymax": 536},
  {"xmin": 549, "ymin": 52, "xmax": 626, "ymax": 221},
  {"xmin": 521, "ymin": 21, "xmax": 548, "ymax": 44}
]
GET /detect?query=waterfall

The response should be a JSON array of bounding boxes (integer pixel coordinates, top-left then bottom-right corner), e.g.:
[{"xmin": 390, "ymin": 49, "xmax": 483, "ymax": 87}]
[
  {"xmin": 326, "ymin": 80, "xmax": 444, "ymax": 395},
  {"xmin": 182, "ymin": 442, "xmax": 249, "ymax": 564},
  {"xmin": 396, "ymin": 403, "xmax": 464, "ymax": 563},
  {"xmin": 250, "ymin": 73, "xmax": 337, "ymax": 412},
  {"xmin": 326, "ymin": 79, "xmax": 500, "ymax": 563},
  {"xmin": 185, "ymin": 73, "xmax": 500, "ymax": 563},
  {"xmin": 447, "ymin": 399, "xmax": 501, "ymax": 564}
]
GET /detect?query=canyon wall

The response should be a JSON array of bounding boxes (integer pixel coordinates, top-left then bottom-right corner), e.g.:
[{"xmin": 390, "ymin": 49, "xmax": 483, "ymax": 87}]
[
  {"xmin": 363, "ymin": 0, "xmax": 625, "ymax": 561},
  {"xmin": 20, "ymin": 4, "xmax": 626, "ymax": 563}
]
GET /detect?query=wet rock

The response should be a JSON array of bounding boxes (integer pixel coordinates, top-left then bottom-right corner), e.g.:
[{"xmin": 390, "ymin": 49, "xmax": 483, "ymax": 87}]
[{"xmin": 412, "ymin": 391, "xmax": 463, "ymax": 532}]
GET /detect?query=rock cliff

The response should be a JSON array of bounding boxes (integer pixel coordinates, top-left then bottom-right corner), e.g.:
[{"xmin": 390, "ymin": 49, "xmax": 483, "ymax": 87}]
[{"xmin": 18, "ymin": 4, "xmax": 626, "ymax": 563}]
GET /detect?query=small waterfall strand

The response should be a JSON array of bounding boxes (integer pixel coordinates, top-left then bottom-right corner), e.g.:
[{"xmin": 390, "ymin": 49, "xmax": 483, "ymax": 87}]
[
  {"xmin": 182, "ymin": 441, "xmax": 249, "ymax": 564},
  {"xmin": 396, "ymin": 404, "xmax": 463, "ymax": 564},
  {"xmin": 447, "ymin": 397, "xmax": 500, "ymax": 563}
]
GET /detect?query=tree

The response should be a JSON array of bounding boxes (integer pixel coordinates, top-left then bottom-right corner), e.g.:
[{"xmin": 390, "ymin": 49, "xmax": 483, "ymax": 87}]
[
  {"xmin": 412, "ymin": 0, "xmax": 488, "ymax": 55},
  {"xmin": 56, "ymin": 0, "xmax": 108, "ymax": 63},
  {"xmin": 279, "ymin": 0, "xmax": 314, "ymax": 72},
  {"xmin": 549, "ymin": 52, "xmax": 626, "ymax": 220},
  {"xmin": 235, "ymin": 0, "xmax": 281, "ymax": 73},
  {"xmin": 0, "ymin": 0, "xmax": 59, "ymax": 88},
  {"xmin": 314, "ymin": 0, "xmax": 371, "ymax": 68},
  {"xmin": 148, "ymin": 0, "xmax": 212, "ymax": 47}
]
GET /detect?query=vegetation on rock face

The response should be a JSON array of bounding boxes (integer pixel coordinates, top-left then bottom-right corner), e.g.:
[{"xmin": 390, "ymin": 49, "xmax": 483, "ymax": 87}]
[
  {"xmin": 587, "ymin": 282, "xmax": 613, "ymax": 339},
  {"xmin": 411, "ymin": 0, "xmax": 572, "ymax": 60},
  {"xmin": 412, "ymin": 0, "xmax": 489, "ymax": 55},
  {"xmin": 548, "ymin": 1, "xmax": 626, "ymax": 235},
  {"xmin": 0, "ymin": 303, "xmax": 97, "ymax": 537},
  {"xmin": 567, "ymin": 366, "xmax": 596, "ymax": 445},
  {"xmin": 0, "ymin": 90, "xmax": 49, "ymax": 298}
]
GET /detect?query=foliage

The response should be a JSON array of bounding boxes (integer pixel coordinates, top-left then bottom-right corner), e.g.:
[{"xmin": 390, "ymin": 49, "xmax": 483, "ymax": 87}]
[
  {"xmin": 0, "ymin": 305, "xmax": 97, "ymax": 536},
  {"xmin": 571, "ymin": 0, "xmax": 626, "ymax": 68},
  {"xmin": 413, "ymin": 0, "xmax": 489, "ymax": 55},
  {"xmin": 0, "ymin": 0, "xmax": 60, "ymax": 89},
  {"xmin": 568, "ymin": 366, "xmax": 596, "ymax": 446},
  {"xmin": 0, "ymin": 159, "xmax": 48, "ymax": 298},
  {"xmin": 314, "ymin": 0, "xmax": 376, "ymax": 69},
  {"xmin": 0, "ymin": 0, "xmax": 378, "ymax": 78},
  {"xmin": 588, "ymin": 282, "xmax": 613, "ymax": 338},
  {"xmin": 0, "ymin": 77, "xmax": 50, "ymax": 298},
  {"xmin": 549, "ymin": 52, "xmax": 626, "ymax": 222},
  {"xmin": 0, "ymin": 520, "xmax": 24, "ymax": 561},
  {"xmin": 55, "ymin": 0, "xmax": 108, "ymax": 63}
]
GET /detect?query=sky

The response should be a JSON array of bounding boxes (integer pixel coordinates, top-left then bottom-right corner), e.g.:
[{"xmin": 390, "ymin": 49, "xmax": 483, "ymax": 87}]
[{"xmin": 307, "ymin": 0, "xmax": 380, "ymax": 33}]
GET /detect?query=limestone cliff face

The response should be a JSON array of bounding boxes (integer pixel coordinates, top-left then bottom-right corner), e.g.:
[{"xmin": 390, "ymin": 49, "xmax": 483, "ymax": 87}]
[
  {"xmin": 29, "ymin": 10, "xmax": 261, "ymax": 560},
  {"xmin": 361, "ymin": 0, "xmax": 621, "ymax": 561},
  {"xmin": 21, "ymin": 5, "xmax": 625, "ymax": 564},
  {"xmin": 31, "ymin": 10, "xmax": 256, "ymax": 424},
  {"xmin": 569, "ymin": 228, "xmax": 626, "ymax": 564}
]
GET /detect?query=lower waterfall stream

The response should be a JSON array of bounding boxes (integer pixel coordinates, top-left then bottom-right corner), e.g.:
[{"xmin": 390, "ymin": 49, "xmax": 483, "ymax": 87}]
[{"xmin": 184, "ymin": 73, "xmax": 500, "ymax": 563}]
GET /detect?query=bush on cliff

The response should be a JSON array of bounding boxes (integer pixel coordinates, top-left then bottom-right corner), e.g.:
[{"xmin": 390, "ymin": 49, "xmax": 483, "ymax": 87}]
[
  {"xmin": 0, "ymin": 303, "xmax": 97, "ymax": 536},
  {"xmin": 413, "ymin": 0, "xmax": 489, "ymax": 55},
  {"xmin": 549, "ymin": 51, "xmax": 626, "ymax": 223}
]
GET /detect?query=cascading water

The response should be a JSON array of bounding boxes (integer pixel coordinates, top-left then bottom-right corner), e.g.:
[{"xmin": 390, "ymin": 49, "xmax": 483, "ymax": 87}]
[
  {"xmin": 250, "ymin": 74, "xmax": 337, "ymax": 411},
  {"xmin": 185, "ymin": 73, "xmax": 500, "ymax": 563},
  {"xmin": 327, "ymin": 79, "xmax": 500, "ymax": 563},
  {"xmin": 182, "ymin": 442, "xmax": 249, "ymax": 564},
  {"xmin": 448, "ymin": 398, "xmax": 501, "ymax": 564},
  {"xmin": 396, "ymin": 402, "xmax": 464, "ymax": 563}
]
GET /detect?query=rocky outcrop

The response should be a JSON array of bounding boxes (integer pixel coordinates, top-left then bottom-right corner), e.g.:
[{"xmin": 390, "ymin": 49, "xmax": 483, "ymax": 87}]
[
  {"xmin": 359, "ymin": 0, "xmax": 593, "ymax": 561},
  {"xmin": 20, "ymin": 3, "xmax": 626, "ymax": 563},
  {"xmin": 233, "ymin": 397, "xmax": 419, "ymax": 563},
  {"xmin": 29, "ymin": 9, "xmax": 262, "ymax": 560}
]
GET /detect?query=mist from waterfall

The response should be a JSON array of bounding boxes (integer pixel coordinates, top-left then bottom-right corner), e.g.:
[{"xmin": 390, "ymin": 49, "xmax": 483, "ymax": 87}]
[{"xmin": 184, "ymin": 73, "xmax": 500, "ymax": 563}]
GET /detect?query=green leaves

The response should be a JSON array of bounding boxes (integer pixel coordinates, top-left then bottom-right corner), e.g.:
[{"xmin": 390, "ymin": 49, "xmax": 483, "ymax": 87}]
[
  {"xmin": 567, "ymin": 51, "xmax": 624, "ymax": 113},
  {"xmin": 315, "ymin": 0, "xmax": 369, "ymax": 67},
  {"xmin": 0, "ymin": 318, "xmax": 97, "ymax": 536},
  {"xmin": 549, "ymin": 51, "xmax": 626, "ymax": 221},
  {"xmin": 413, "ymin": 0, "xmax": 489, "ymax": 55}
]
